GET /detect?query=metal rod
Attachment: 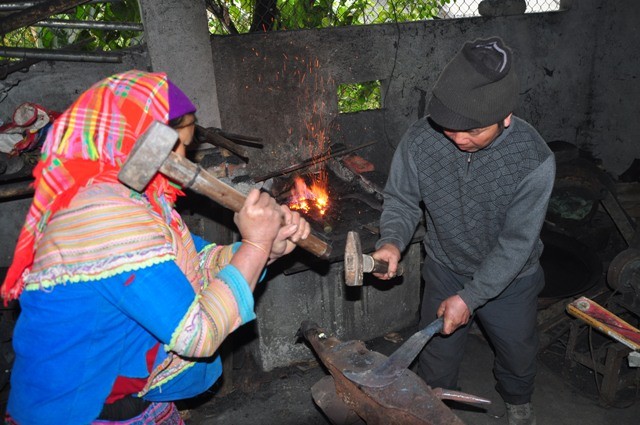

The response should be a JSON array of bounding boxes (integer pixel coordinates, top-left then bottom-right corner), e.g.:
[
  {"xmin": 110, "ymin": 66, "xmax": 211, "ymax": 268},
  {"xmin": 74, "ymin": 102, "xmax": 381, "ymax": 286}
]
[
  {"xmin": 34, "ymin": 19, "xmax": 143, "ymax": 31},
  {"xmin": 0, "ymin": 1, "xmax": 118, "ymax": 12},
  {"xmin": 214, "ymin": 128, "xmax": 263, "ymax": 146},
  {"xmin": 0, "ymin": 180, "xmax": 34, "ymax": 200},
  {"xmin": 0, "ymin": 0, "xmax": 91, "ymax": 35},
  {"xmin": 195, "ymin": 125, "xmax": 250, "ymax": 159},
  {"xmin": 0, "ymin": 37, "xmax": 95, "ymax": 79},
  {"xmin": 253, "ymin": 140, "xmax": 377, "ymax": 182},
  {"xmin": 0, "ymin": 47, "xmax": 122, "ymax": 62}
]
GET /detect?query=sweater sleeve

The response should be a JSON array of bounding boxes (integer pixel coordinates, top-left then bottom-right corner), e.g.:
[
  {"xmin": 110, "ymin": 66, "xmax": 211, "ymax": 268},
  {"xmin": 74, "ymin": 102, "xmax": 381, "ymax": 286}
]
[
  {"xmin": 376, "ymin": 135, "xmax": 423, "ymax": 253},
  {"xmin": 91, "ymin": 259, "xmax": 250, "ymax": 359},
  {"xmin": 457, "ymin": 155, "xmax": 555, "ymax": 312},
  {"xmin": 169, "ymin": 263, "xmax": 253, "ymax": 357}
]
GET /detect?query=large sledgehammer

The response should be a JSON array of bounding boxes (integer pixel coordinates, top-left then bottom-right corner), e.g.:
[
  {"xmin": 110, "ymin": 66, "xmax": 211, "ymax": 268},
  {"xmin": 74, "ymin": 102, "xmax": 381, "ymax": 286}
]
[{"xmin": 118, "ymin": 121, "xmax": 332, "ymax": 259}]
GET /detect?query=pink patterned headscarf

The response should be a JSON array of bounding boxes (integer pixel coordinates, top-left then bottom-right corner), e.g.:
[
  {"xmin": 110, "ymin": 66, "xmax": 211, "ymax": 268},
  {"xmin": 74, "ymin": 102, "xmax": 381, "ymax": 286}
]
[{"xmin": 2, "ymin": 70, "xmax": 191, "ymax": 301}]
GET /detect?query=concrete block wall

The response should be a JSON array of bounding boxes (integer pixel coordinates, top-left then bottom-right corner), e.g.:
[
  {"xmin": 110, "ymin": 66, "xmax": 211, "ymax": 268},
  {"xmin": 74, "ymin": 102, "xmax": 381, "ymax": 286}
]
[
  {"xmin": 0, "ymin": 51, "xmax": 149, "ymax": 121},
  {"xmin": 586, "ymin": 0, "xmax": 640, "ymax": 176},
  {"xmin": 249, "ymin": 243, "xmax": 422, "ymax": 371},
  {"xmin": 208, "ymin": 4, "xmax": 602, "ymax": 179}
]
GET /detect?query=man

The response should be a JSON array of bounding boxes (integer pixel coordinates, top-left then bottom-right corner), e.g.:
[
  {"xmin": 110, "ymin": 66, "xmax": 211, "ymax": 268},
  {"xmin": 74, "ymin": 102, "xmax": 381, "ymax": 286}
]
[{"xmin": 372, "ymin": 37, "xmax": 555, "ymax": 425}]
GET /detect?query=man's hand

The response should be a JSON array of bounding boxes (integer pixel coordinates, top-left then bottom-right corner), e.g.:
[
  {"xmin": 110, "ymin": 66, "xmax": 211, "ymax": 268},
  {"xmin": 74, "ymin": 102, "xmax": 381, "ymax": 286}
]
[
  {"xmin": 437, "ymin": 295, "xmax": 471, "ymax": 334},
  {"xmin": 371, "ymin": 243, "xmax": 401, "ymax": 280}
]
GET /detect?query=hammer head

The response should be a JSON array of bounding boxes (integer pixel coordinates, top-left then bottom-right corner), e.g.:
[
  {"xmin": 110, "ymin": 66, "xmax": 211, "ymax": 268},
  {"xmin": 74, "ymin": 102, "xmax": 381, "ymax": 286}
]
[
  {"xmin": 344, "ymin": 231, "xmax": 363, "ymax": 286},
  {"xmin": 118, "ymin": 121, "xmax": 179, "ymax": 192}
]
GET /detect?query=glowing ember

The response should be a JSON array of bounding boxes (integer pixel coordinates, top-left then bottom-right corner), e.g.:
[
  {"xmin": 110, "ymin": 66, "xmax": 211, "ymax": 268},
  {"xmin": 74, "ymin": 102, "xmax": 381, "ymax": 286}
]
[
  {"xmin": 288, "ymin": 176, "xmax": 329, "ymax": 216},
  {"xmin": 274, "ymin": 54, "xmax": 332, "ymax": 218}
]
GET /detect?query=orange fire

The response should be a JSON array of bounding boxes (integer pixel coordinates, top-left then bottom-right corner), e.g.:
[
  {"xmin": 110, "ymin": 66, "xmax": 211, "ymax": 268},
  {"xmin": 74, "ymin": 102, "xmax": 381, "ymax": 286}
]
[
  {"xmin": 277, "ymin": 54, "xmax": 332, "ymax": 218},
  {"xmin": 288, "ymin": 175, "xmax": 329, "ymax": 216}
]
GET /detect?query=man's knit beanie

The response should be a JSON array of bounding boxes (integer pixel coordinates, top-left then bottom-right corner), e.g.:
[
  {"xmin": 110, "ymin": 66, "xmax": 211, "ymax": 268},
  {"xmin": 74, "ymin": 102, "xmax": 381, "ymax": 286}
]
[{"xmin": 427, "ymin": 36, "xmax": 519, "ymax": 130}]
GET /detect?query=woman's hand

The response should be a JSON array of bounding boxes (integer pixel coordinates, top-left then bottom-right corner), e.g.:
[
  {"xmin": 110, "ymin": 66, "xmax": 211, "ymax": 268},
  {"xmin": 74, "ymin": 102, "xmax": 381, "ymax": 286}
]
[
  {"xmin": 268, "ymin": 205, "xmax": 310, "ymax": 264},
  {"xmin": 234, "ymin": 189, "xmax": 283, "ymax": 255}
]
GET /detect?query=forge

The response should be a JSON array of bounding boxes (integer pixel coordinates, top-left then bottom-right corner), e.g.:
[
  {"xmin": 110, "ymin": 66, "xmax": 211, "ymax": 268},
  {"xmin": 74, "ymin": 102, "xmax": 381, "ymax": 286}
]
[
  {"xmin": 184, "ymin": 135, "xmax": 424, "ymax": 372},
  {"xmin": 268, "ymin": 164, "xmax": 387, "ymax": 270}
]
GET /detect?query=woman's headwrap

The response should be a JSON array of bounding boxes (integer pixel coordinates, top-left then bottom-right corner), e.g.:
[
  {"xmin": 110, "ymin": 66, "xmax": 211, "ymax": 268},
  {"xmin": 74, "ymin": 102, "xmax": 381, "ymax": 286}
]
[{"xmin": 1, "ymin": 70, "xmax": 196, "ymax": 302}]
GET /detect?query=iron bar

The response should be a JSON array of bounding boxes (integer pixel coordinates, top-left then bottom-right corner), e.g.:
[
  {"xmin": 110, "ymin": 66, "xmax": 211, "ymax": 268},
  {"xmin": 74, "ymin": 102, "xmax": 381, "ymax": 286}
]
[
  {"xmin": 0, "ymin": 47, "xmax": 122, "ymax": 63},
  {"xmin": 0, "ymin": 37, "xmax": 97, "ymax": 78},
  {"xmin": 0, "ymin": 180, "xmax": 34, "ymax": 200},
  {"xmin": 0, "ymin": 0, "xmax": 91, "ymax": 35},
  {"xmin": 34, "ymin": 19, "xmax": 143, "ymax": 32},
  {"xmin": 0, "ymin": 1, "xmax": 117, "ymax": 12},
  {"xmin": 253, "ymin": 140, "xmax": 376, "ymax": 182},
  {"xmin": 195, "ymin": 125, "xmax": 250, "ymax": 160}
]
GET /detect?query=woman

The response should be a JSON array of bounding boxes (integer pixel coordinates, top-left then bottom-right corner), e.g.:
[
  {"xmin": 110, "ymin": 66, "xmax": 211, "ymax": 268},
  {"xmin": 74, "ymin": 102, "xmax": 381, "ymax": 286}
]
[{"xmin": 2, "ymin": 70, "xmax": 309, "ymax": 424}]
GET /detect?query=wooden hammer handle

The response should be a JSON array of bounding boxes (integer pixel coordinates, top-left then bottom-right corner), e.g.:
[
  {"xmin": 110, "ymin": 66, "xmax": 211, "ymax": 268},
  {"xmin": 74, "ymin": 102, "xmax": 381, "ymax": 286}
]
[
  {"xmin": 362, "ymin": 254, "xmax": 404, "ymax": 276},
  {"xmin": 161, "ymin": 152, "xmax": 332, "ymax": 259},
  {"xmin": 567, "ymin": 296, "xmax": 640, "ymax": 350}
]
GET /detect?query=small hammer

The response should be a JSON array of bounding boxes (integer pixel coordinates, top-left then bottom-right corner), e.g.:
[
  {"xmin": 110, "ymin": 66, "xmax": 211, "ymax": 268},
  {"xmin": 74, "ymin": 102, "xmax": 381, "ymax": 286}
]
[
  {"xmin": 344, "ymin": 231, "xmax": 403, "ymax": 286},
  {"xmin": 118, "ymin": 121, "xmax": 332, "ymax": 259}
]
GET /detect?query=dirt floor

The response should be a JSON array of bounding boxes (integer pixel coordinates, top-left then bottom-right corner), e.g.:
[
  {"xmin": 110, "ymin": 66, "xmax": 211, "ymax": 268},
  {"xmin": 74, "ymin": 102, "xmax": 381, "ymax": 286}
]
[
  {"xmin": 1, "ymin": 307, "xmax": 637, "ymax": 424},
  {"xmin": 180, "ymin": 314, "xmax": 640, "ymax": 425}
]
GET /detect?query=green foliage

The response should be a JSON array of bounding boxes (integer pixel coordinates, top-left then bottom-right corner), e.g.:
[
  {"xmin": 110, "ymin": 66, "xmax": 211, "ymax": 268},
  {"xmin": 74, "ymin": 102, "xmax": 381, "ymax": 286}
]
[
  {"xmin": 338, "ymin": 81, "xmax": 381, "ymax": 114},
  {"xmin": 208, "ymin": 0, "xmax": 452, "ymax": 34},
  {"xmin": 3, "ymin": 0, "xmax": 451, "ymax": 48},
  {"xmin": 2, "ymin": 0, "xmax": 142, "ymax": 52}
]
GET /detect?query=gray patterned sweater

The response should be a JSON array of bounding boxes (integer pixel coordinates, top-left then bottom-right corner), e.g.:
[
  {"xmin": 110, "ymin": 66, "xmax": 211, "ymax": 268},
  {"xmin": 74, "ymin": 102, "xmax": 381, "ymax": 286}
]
[{"xmin": 377, "ymin": 116, "xmax": 555, "ymax": 312}]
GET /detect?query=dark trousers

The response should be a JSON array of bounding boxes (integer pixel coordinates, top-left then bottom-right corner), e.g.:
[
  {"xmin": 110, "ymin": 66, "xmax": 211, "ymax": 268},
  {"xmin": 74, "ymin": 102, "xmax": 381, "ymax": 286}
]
[{"xmin": 417, "ymin": 255, "xmax": 544, "ymax": 405}]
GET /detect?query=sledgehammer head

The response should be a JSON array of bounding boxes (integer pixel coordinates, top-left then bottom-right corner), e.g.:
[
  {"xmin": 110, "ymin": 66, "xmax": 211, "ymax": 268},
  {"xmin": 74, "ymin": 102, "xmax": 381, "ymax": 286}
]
[
  {"xmin": 118, "ymin": 121, "xmax": 179, "ymax": 192},
  {"xmin": 344, "ymin": 231, "xmax": 364, "ymax": 286}
]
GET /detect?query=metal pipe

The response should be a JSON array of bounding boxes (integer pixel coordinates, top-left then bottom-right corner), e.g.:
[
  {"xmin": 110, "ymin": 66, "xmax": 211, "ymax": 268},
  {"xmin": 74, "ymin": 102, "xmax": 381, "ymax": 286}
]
[
  {"xmin": 0, "ymin": 0, "xmax": 91, "ymax": 35},
  {"xmin": 253, "ymin": 140, "xmax": 377, "ymax": 182},
  {"xmin": 0, "ymin": 1, "xmax": 119, "ymax": 11},
  {"xmin": 0, "ymin": 180, "xmax": 34, "ymax": 200},
  {"xmin": 0, "ymin": 2, "xmax": 44, "ymax": 10},
  {"xmin": 34, "ymin": 19, "xmax": 143, "ymax": 31},
  {"xmin": 0, "ymin": 47, "xmax": 122, "ymax": 63}
]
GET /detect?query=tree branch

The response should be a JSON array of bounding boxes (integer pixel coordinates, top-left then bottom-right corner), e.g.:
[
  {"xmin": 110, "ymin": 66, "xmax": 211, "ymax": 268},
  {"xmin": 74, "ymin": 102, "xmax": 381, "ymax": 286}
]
[{"xmin": 205, "ymin": 0, "xmax": 239, "ymax": 35}]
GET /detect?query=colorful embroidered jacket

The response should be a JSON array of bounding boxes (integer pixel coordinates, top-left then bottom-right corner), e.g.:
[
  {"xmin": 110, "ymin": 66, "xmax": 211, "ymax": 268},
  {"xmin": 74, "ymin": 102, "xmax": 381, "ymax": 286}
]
[{"xmin": 7, "ymin": 182, "xmax": 255, "ymax": 424}]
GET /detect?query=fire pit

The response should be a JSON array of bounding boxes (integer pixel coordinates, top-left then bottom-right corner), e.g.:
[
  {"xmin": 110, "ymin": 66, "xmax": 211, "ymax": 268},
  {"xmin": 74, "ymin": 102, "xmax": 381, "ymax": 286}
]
[
  {"xmin": 265, "ymin": 162, "xmax": 386, "ymax": 275},
  {"xmin": 193, "ymin": 136, "xmax": 388, "ymax": 271}
]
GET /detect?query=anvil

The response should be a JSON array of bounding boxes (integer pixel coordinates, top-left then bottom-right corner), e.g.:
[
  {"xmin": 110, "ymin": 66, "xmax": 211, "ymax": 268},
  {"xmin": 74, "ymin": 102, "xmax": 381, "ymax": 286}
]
[{"xmin": 299, "ymin": 321, "xmax": 489, "ymax": 425}]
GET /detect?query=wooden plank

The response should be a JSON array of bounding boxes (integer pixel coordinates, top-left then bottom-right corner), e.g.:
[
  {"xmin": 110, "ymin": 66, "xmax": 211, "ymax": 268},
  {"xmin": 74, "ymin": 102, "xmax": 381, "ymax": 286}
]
[{"xmin": 566, "ymin": 296, "xmax": 640, "ymax": 350}]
